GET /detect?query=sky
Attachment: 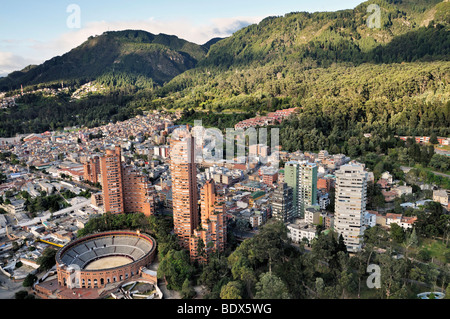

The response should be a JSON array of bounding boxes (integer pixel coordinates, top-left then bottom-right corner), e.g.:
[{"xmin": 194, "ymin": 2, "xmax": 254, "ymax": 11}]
[{"xmin": 0, "ymin": 0, "xmax": 364, "ymax": 77}]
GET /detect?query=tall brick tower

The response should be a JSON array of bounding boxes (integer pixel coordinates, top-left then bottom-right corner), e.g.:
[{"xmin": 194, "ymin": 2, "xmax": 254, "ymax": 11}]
[
  {"xmin": 100, "ymin": 146, "xmax": 124, "ymax": 214},
  {"xmin": 189, "ymin": 179, "xmax": 227, "ymax": 263},
  {"xmin": 83, "ymin": 156, "xmax": 100, "ymax": 184},
  {"xmin": 98, "ymin": 146, "xmax": 155, "ymax": 216},
  {"xmin": 170, "ymin": 129, "xmax": 199, "ymax": 250},
  {"xmin": 122, "ymin": 165, "xmax": 155, "ymax": 217}
]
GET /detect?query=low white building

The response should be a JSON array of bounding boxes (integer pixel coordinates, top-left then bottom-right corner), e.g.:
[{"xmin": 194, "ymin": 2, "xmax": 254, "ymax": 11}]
[
  {"xmin": 363, "ymin": 212, "xmax": 376, "ymax": 228},
  {"xmin": 386, "ymin": 213, "xmax": 402, "ymax": 227},
  {"xmin": 1, "ymin": 199, "xmax": 26, "ymax": 214},
  {"xmin": 385, "ymin": 213, "xmax": 417, "ymax": 230},
  {"xmin": 394, "ymin": 185, "xmax": 413, "ymax": 197},
  {"xmin": 38, "ymin": 181, "xmax": 54, "ymax": 194},
  {"xmin": 399, "ymin": 217, "xmax": 417, "ymax": 230},
  {"xmin": 287, "ymin": 219, "xmax": 317, "ymax": 244},
  {"xmin": 304, "ymin": 208, "xmax": 321, "ymax": 225},
  {"xmin": 381, "ymin": 171, "xmax": 393, "ymax": 184},
  {"xmin": 433, "ymin": 189, "xmax": 449, "ymax": 207}
]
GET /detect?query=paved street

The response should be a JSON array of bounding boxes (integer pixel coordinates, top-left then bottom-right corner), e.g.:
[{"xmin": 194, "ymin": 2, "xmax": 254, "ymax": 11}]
[
  {"xmin": 0, "ymin": 272, "xmax": 25, "ymax": 299},
  {"xmin": 401, "ymin": 166, "xmax": 450, "ymax": 179}
]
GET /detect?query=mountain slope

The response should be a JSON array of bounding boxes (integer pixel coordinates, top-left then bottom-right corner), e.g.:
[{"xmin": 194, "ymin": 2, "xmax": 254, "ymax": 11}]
[
  {"xmin": 0, "ymin": 0, "xmax": 448, "ymax": 139},
  {"xmin": 0, "ymin": 30, "xmax": 208, "ymax": 91},
  {"xmin": 147, "ymin": 0, "xmax": 449, "ymax": 143},
  {"xmin": 200, "ymin": 0, "xmax": 448, "ymax": 69},
  {"xmin": 154, "ymin": 0, "xmax": 449, "ymax": 102}
]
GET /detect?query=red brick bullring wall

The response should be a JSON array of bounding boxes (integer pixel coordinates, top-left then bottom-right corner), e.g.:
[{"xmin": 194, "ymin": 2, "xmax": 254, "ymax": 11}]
[{"xmin": 56, "ymin": 231, "xmax": 156, "ymax": 289}]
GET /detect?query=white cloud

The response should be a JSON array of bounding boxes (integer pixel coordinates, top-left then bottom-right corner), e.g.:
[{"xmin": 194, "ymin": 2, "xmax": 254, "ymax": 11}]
[
  {"xmin": 17, "ymin": 16, "xmax": 263, "ymax": 67},
  {"xmin": 0, "ymin": 52, "xmax": 40, "ymax": 77},
  {"xmin": 208, "ymin": 16, "xmax": 263, "ymax": 38}
]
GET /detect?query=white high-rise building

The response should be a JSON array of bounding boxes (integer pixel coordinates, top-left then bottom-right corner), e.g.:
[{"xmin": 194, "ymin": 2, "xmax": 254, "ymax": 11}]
[{"xmin": 334, "ymin": 163, "xmax": 368, "ymax": 253}]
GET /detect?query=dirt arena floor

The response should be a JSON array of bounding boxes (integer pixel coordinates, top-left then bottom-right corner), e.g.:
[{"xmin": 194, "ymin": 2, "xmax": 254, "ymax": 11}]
[{"xmin": 84, "ymin": 256, "xmax": 133, "ymax": 270}]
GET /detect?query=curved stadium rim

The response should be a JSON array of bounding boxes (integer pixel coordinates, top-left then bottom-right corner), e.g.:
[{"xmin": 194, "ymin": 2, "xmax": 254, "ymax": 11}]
[{"xmin": 55, "ymin": 230, "xmax": 156, "ymax": 272}]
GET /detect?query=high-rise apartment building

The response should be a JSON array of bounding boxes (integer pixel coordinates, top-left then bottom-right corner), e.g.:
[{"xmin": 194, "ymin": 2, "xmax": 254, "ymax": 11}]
[
  {"xmin": 83, "ymin": 156, "xmax": 100, "ymax": 184},
  {"xmin": 284, "ymin": 161, "xmax": 299, "ymax": 217},
  {"xmin": 122, "ymin": 165, "xmax": 155, "ymax": 217},
  {"xmin": 170, "ymin": 128, "xmax": 228, "ymax": 262},
  {"xmin": 100, "ymin": 146, "xmax": 124, "ymax": 215},
  {"xmin": 298, "ymin": 161, "xmax": 318, "ymax": 217},
  {"xmin": 97, "ymin": 146, "xmax": 155, "ymax": 216},
  {"xmin": 284, "ymin": 161, "xmax": 318, "ymax": 219},
  {"xmin": 271, "ymin": 182, "xmax": 294, "ymax": 223},
  {"xmin": 170, "ymin": 130, "xmax": 199, "ymax": 251},
  {"xmin": 334, "ymin": 163, "xmax": 368, "ymax": 253},
  {"xmin": 190, "ymin": 179, "xmax": 227, "ymax": 263}
]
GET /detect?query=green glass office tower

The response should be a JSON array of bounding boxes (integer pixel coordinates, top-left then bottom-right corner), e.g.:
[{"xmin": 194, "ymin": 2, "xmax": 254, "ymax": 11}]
[
  {"xmin": 299, "ymin": 161, "xmax": 318, "ymax": 217},
  {"xmin": 284, "ymin": 161, "xmax": 318, "ymax": 219},
  {"xmin": 284, "ymin": 161, "xmax": 299, "ymax": 217}
]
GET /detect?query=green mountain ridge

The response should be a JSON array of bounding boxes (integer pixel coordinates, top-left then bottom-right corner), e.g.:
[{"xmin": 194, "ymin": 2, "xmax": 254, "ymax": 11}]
[
  {"xmin": 200, "ymin": 0, "xmax": 449, "ymax": 69},
  {"xmin": 1, "ymin": 0, "xmax": 448, "ymax": 93},
  {"xmin": 151, "ymin": 0, "xmax": 449, "ymax": 113},
  {"xmin": 0, "ymin": 30, "xmax": 209, "ymax": 91},
  {"xmin": 0, "ymin": 0, "xmax": 448, "ymax": 139},
  {"xmin": 149, "ymin": 0, "xmax": 449, "ymax": 151}
]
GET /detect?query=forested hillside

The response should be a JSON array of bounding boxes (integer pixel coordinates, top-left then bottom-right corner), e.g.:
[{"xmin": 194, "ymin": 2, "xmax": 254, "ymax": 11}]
[
  {"xmin": 0, "ymin": 30, "xmax": 208, "ymax": 92},
  {"xmin": 0, "ymin": 0, "xmax": 448, "ymax": 140},
  {"xmin": 200, "ymin": 0, "xmax": 448, "ymax": 68},
  {"xmin": 152, "ymin": 0, "xmax": 450, "ymax": 154}
]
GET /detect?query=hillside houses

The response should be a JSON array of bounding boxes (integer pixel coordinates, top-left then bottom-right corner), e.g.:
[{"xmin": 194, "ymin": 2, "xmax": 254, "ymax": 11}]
[{"xmin": 234, "ymin": 107, "xmax": 298, "ymax": 130}]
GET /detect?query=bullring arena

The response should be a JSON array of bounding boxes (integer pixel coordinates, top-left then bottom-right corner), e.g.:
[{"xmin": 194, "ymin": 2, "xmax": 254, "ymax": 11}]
[{"xmin": 55, "ymin": 230, "xmax": 157, "ymax": 290}]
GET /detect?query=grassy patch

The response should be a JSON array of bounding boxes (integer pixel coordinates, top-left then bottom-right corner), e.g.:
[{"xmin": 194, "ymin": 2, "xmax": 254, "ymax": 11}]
[
  {"xmin": 416, "ymin": 238, "xmax": 449, "ymax": 263},
  {"xmin": 358, "ymin": 283, "xmax": 381, "ymax": 299}
]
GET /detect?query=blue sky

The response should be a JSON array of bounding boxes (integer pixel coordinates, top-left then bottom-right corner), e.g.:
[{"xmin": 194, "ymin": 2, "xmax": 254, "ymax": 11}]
[{"xmin": 0, "ymin": 0, "xmax": 364, "ymax": 76}]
